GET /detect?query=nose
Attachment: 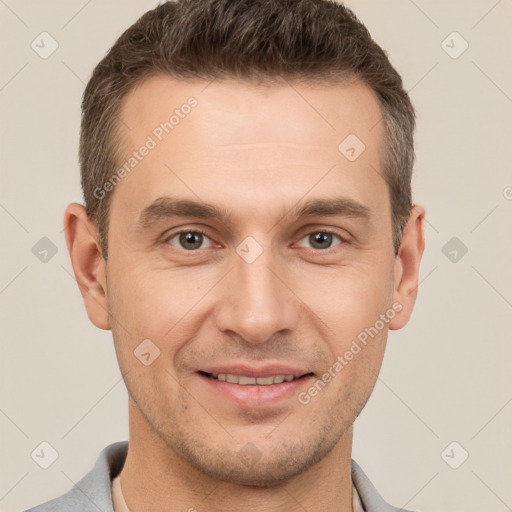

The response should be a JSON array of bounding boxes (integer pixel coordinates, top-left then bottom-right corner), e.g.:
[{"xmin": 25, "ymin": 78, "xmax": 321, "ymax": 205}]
[{"xmin": 214, "ymin": 246, "xmax": 299, "ymax": 345}]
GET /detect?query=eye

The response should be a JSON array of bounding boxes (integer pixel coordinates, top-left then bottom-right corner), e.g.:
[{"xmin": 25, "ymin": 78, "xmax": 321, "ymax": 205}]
[
  {"xmin": 296, "ymin": 231, "xmax": 344, "ymax": 250},
  {"xmin": 165, "ymin": 230, "xmax": 214, "ymax": 251}
]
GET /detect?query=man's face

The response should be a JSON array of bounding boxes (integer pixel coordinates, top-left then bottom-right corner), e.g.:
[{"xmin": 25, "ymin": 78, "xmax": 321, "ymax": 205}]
[{"xmin": 105, "ymin": 76, "xmax": 398, "ymax": 484}]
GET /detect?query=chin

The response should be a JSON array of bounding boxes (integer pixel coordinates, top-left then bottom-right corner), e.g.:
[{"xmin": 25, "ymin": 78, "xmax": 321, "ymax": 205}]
[{"xmin": 172, "ymin": 433, "xmax": 338, "ymax": 487}]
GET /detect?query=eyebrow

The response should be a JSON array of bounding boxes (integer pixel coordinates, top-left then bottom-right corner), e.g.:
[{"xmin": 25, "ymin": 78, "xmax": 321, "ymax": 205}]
[
  {"xmin": 138, "ymin": 197, "xmax": 233, "ymax": 230},
  {"xmin": 293, "ymin": 197, "xmax": 371, "ymax": 220},
  {"xmin": 137, "ymin": 196, "xmax": 371, "ymax": 230}
]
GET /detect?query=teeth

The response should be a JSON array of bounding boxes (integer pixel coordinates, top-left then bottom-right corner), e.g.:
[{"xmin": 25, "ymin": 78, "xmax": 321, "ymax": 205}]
[
  {"xmin": 256, "ymin": 376, "xmax": 275, "ymax": 385},
  {"xmin": 238, "ymin": 375, "xmax": 257, "ymax": 385},
  {"xmin": 210, "ymin": 373, "xmax": 297, "ymax": 385}
]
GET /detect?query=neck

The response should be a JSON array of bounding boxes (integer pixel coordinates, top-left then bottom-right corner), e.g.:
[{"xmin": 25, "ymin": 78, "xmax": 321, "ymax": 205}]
[{"xmin": 119, "ymin": 400, "xmax": 355, "ymax": 512}]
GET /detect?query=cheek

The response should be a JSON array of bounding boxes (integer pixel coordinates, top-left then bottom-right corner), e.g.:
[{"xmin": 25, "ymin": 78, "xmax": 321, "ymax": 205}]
[
  {"xmin": 291, "ymin": 262, "xmax": 395, "ymax": 341},
  {"xmin": 106, "ymin": 263, "xmax": 216, "ymax": 359},
  {"xmin": 106, "ymin": 268, "xmax": 183, "ymax": 404},
  {"xmin": 108, "ymin": 263, "xmax": 181, "ymax": 327}
]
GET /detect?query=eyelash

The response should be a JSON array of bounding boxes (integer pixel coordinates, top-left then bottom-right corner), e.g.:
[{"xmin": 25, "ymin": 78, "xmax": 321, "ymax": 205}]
[{"xmin": 163, "ymin": 228, "xmax": 347, "ymax": 252}]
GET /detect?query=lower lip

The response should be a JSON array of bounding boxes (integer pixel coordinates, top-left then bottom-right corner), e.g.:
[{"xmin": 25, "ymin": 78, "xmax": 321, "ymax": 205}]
[{"xmin": 198, "ymin": 373, "xmax": 315, "ymax": 408}]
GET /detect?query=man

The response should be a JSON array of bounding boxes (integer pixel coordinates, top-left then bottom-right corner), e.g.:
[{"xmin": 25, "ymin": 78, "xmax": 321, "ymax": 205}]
[{"xmin": 26, "ymin": 0, "xmax": 425, "ymax": 510}]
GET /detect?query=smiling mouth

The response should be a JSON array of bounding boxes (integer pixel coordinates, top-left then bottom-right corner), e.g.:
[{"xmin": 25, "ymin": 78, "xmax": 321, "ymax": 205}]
[{"xmin": 198, "ymin": 371, "xmax": 313, "ymax": 386}]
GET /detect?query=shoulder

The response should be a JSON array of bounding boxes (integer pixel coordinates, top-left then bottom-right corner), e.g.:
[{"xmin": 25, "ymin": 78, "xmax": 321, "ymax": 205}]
[
  {"xmin": 351, "ymin": 460, "xmax": 418, "ymax": 512},
  {"xmin": 23, "ymin": 441, "xmax": 128, "ymax": 512}
]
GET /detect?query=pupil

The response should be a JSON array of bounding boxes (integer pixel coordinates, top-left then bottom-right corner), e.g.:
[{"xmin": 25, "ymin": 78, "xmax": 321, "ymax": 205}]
[
  {"xmin": 310, "ymin": 232, "xmax": 332, "ymax": 249},
  {"xmin": 180, "ymin": 232, "xmax": 203, "ymax": 250}
]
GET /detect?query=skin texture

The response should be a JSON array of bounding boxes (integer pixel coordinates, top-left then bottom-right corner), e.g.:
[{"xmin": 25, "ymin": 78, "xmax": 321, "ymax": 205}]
[{"xmin": 64, "ymin": 76, "xmax": 425, "ymax": 512}]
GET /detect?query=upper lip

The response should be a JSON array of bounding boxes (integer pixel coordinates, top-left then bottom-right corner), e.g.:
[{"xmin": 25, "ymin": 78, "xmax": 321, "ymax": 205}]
[{"xmin": 199, "ymin": 364, "xmax": 313, "ymax": 378}]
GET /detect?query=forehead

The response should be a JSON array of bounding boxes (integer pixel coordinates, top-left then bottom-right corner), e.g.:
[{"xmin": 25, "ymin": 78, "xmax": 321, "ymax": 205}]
[
  {"xmin": 111, "ymin": 75, "xmax": 387, "ymax": 225},
  {"xmin": 119, "ymin": 74, "xmax": 383, "ymax": 150}
]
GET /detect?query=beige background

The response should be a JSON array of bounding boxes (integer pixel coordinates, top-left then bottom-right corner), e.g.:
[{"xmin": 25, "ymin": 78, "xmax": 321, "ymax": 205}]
[{"xmin": 1, "ymin": 1, "xmax": 511, "ymax": 511}]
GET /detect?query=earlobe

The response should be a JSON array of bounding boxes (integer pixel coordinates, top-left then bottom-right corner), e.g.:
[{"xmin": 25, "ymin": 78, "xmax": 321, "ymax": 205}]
[
  {"xmin": 389, "ymin": 205, "xmax": 426, "ymax": 331},
  {"xmin": 63, "ymin": 203, "xmax": 111, "ymax": 330}
]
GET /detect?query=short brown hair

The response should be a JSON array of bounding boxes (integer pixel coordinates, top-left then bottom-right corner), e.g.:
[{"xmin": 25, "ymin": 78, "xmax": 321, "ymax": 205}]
[{"xmin": 80, "ymin": 0, "xmax": 415, "ymax": 258}]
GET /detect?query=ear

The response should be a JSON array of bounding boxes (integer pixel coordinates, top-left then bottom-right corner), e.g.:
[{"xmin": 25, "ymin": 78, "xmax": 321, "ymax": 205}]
[
  {"xmin": 389, "ymin": 205, "xmax": 426, "ymax": 330},
  {"xmin": 63, "ymin": 203, "xmax": 110, "ymax": 330}
]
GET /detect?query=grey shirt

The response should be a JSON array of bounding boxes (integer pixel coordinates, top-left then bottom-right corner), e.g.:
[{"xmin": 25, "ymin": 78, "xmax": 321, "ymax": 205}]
[{"xmin": 24, "ymin": 441, "xmax": 415, "ymax": 512}]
